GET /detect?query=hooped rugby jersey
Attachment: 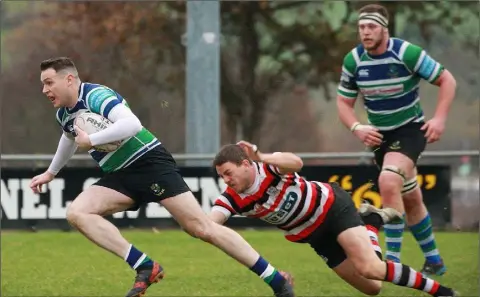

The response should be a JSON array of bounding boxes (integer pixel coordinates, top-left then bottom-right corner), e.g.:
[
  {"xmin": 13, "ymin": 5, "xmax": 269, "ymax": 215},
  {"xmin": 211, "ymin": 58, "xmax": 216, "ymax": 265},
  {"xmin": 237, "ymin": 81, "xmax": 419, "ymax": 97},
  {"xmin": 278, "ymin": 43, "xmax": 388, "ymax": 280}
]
[
  {"xmin": 337, "ymin": 38, "xmax": 445, "ymax": 131},
  {"xmin": 212, "ymin": 162, "xmax": 335, "ymax": 243},
  {"xmin": 55, "ymin": 82, "xmax": 160, "ymax": 173}
]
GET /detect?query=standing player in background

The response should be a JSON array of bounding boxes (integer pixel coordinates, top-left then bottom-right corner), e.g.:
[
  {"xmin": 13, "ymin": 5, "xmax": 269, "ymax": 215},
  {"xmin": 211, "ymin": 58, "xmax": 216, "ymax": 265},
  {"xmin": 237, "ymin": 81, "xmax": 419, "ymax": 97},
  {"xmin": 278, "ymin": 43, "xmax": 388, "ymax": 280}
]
[
  {"xmin": 29, "ymin": 57, "xmax": 294, "ymax": 297},
  {"xmin": 209, "ymin": 142, "xmax": 457, "ymax": 297},
  {"xmin": 336, "ymin": 4, "xmax": 456, "ymax": 276}
]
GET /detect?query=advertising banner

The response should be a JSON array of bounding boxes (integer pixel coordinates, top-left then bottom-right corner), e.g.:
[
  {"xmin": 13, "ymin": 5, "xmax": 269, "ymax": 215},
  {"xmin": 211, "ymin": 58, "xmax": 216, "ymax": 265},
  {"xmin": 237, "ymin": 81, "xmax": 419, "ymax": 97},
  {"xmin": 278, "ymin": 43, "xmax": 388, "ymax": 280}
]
[{"xmin": 1, "ymin": 165, "xmax": 451, "ymax": 230}]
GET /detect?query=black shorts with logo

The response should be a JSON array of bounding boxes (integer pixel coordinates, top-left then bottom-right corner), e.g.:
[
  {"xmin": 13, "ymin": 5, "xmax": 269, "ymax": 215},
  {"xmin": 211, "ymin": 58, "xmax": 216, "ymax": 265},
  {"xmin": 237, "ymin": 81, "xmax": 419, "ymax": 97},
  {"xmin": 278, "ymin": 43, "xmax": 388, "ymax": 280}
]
[
  {"xmin": 93, "ymin": 144, "xmax": 191, "ymax": 211},
  {"xmin": 372, "ymin": 121, "xmax": 427, "ymax": 169},
  {"xmin": 307, "ymin": 182, "xmax": 364, "ymax": 269}
]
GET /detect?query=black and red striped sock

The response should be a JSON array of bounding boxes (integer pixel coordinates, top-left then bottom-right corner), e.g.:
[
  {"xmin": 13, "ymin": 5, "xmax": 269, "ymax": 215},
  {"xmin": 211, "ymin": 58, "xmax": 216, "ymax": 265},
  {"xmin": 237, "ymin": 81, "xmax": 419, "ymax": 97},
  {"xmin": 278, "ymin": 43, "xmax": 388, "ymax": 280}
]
[
  {"xmin": 384, "ymin": 261, "xmax": 454, "ymax": 297},
  {"xmin": 366, "ymin": 225, "xmax": 383, "ymax": 260}
]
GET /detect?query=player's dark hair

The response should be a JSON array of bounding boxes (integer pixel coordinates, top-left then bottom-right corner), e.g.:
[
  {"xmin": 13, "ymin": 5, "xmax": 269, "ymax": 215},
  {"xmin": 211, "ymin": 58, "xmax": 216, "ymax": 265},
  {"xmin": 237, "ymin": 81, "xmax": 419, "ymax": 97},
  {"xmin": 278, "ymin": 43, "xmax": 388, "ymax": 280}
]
[
  {"xmin": 40, "ymin": 57, "xmax": 77, "ymax": 72},
  {"xmin": 358, "ymin": 4, "xmax": 389, "ymax": 21},
  {"xmin": 213, "ymin": 144, "xmax": 252, "ymax": 167}
]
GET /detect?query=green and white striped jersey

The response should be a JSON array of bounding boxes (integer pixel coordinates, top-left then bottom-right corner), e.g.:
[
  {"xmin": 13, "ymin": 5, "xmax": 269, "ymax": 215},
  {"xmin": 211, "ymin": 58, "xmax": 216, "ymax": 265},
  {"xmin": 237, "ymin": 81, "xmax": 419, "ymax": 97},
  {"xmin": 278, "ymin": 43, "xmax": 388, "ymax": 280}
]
[
  {"xmin": 56, "ymin": 83, "xmax": 160, "ymax": 172},
  {"xmin": 337, "ymin": 38, "xmax": 444, "ymax": 130}
]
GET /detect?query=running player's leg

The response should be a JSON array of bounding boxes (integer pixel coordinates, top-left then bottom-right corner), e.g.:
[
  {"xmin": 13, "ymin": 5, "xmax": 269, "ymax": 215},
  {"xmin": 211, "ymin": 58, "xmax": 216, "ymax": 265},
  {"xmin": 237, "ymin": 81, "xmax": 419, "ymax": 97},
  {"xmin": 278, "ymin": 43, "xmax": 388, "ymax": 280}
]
[
  {"xmin": 66, "ymin": 176, "xmax": 165, "ymax": 297},
  {"xmin": 390, "ymin": 123, "xmax": 446, "ymax": 274},
  {"xmin": 373, "ymin": 138, "xmax": 406, "ymax": 263},
  {"xmin": 66, "ymin": 185, "xmax": 134, "ymax": 258},
  {"xmin": 161, "ymin": 190, "xmax": 294, "ymax": 297},
  {"xmin": 67, "ymin": 168, "xmax": 164, "ymax": 297},
  {"xmin": 404, "ymin": 168, "xmax": 446, "ymax": 275}
]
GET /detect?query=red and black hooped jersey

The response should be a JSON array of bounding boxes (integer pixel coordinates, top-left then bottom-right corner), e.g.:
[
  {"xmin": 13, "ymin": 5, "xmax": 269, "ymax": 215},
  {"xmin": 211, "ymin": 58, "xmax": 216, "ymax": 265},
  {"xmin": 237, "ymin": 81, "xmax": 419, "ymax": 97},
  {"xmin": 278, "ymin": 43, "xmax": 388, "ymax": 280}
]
[{"xmin": 212, "ymin": 162, "xmax": 335, "ymax": 242}]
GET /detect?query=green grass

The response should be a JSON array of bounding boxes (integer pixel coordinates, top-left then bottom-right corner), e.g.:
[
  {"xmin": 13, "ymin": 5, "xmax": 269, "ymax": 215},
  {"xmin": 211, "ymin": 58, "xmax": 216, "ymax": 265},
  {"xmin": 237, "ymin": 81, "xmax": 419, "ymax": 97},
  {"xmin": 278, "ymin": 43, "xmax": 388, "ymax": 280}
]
[{"xmin": 1, "ymin": 229, "xmax": 478, "ymax": 296}]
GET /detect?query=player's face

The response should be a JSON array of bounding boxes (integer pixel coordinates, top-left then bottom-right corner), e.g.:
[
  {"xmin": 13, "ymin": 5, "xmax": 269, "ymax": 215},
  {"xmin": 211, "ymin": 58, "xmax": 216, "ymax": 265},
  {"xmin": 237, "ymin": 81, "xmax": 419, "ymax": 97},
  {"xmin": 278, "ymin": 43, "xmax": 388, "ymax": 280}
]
[
  {"xmin": 358, "ymin": 22, "xmax": 384, "ymax": 51},
  {"xmin": 40, "ymin": 68, "xmax": 73, "ymax": 108},
  {"xmin": 216, "ymin": 160, "xmax": 252, "ymax": 193}
]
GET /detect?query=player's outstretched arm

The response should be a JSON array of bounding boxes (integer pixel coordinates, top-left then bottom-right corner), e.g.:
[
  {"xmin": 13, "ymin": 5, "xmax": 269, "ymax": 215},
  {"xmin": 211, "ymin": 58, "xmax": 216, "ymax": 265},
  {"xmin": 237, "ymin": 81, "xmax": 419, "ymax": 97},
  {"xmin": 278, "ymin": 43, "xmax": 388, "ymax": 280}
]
[
  {"xmin": 210, "ymin": 195, "xmax": 236, "ymax": 225},
  {"xmin": 29, "ymin": 133, "xmax": 78, "ymax": 193},
  {"xmin": 257, "ymin": 151, "xmax": 303, "ymax": 175},
  {"xmin": 237, "ymin": 140, "xmax": 303, "ymax": 174},
  {"xmin": 209, "ymin": 209, "xmax": 229, "ymax": 225}
]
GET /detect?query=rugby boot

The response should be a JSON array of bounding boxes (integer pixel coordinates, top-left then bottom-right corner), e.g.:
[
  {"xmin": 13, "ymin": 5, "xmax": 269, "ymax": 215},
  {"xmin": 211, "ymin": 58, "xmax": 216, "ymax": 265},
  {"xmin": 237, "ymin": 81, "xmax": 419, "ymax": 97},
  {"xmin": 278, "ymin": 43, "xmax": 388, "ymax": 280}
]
[
  {"xmin": 125, "ymin": 261, "xmax": 164, "ymax": 297},
  {"xmin": 279, "ymin": 270, "xmax": 294, "ymax": 286},
  {"xmin": 358, "ymin": 203, "xmax": 402, "ymax": 225},
  {"xmin": 435, "ymin": 289, "xmax": 459, "ymax": 297},
  {"xmin": 274, "ymin": 271, "xmax": 295, "ymax": 297},
  {"xmin": 421, "ymin": 258, "xmax": 447, "ymax": 276}
]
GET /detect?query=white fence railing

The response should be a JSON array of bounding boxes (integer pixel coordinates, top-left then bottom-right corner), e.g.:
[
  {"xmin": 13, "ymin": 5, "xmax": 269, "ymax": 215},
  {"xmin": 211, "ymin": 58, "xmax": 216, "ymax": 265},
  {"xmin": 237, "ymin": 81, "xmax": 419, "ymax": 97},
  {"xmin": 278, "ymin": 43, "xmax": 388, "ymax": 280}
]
[{"xmin": 1, "ymin": 150, "xmax": 478, "ymax": 161}]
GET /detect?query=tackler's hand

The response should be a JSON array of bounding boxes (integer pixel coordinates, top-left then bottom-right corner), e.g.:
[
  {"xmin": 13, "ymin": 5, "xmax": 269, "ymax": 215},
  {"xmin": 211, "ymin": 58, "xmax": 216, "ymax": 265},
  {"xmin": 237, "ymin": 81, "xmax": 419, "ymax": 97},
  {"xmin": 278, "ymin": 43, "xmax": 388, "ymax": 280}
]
[{"xmin": 236, "ymin": 140, "xmax": 261, "ymax": 161}]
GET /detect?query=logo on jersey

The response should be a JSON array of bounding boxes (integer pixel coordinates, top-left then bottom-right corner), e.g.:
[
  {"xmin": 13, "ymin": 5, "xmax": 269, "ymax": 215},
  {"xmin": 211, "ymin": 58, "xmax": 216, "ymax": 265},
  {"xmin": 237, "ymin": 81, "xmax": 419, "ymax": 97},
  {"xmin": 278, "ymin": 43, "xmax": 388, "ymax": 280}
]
[
  {"xmin": 358, "ymin": 69, "xmax": 369, "ymax": 77},
  {"xmin": 320, "ymin": 255, "xmax": 329, "ymax": 263},
  {"xmin": 361, "ymin": 84, "xmax": 403, "ymax": 96},
  {"xmin": 387, "ymin": 65, "xmax": 399, "ymax": 78},
  {"xmin": 150, "ymin": 183, "xmax": 165, "ymax": 196},
  {"xmin": 267, "ymin": 186, "xmax": 280, "ymax": 196},
  {"xmin": 261, "ymin": 191, "xmax": 299, "ymax": 225},
  {"xmin": 389, "ymin": 141, "xmax": 401, "ymax": 150}
]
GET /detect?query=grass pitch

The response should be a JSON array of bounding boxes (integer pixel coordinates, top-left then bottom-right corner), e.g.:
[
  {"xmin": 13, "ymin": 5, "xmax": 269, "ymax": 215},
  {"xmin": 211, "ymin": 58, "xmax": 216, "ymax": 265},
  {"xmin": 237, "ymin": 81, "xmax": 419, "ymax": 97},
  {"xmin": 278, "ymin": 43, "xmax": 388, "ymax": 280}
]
[{"xmin": 1, "ymin": 229, "xmax": 478, "ymax": 296}]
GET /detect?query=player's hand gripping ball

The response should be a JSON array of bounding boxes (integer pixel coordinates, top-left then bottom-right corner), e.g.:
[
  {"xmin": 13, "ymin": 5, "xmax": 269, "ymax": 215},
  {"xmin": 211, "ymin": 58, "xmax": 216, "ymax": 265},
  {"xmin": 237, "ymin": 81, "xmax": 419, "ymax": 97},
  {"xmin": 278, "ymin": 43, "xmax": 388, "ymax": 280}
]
[{"xmin": 74, "ymin": 112, "xmax": 122, "ymax": 152}]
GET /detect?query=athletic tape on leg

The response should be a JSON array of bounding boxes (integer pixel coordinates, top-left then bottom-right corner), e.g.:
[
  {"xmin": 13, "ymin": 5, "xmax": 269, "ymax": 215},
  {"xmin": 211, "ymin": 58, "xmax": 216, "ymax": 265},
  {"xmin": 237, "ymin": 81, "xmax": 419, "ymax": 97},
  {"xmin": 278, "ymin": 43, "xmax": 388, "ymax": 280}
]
[
  {"xmin": 382, "ymin": 165, "xmax": 406, "ymax": 181},
  {"xmin": 401, "ymin": 177, "xmax": 418, "ymax": 195}
]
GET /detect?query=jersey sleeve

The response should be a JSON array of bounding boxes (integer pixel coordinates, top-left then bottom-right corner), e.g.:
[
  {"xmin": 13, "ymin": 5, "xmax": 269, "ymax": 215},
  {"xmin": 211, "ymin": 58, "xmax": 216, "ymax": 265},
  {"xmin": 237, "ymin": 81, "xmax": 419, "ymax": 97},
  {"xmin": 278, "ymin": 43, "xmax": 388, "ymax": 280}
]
[
  {"xmin": 337, "ymin": 51, "xmax": 359, "ymax": 100},
  {"xmin": 402, "ymin": 42, "xmax": 445, "ymax": 84},
  {"xmin": 267, "ymin": 153, "xmax": 283, "ymax": 175},
  {"xmin": 85, "ymin": 87, "xmax": 123, "ymax": 118},
  {"xmin": 262, "ymin": 162, "xmax": 282, "ymax": 176},
  {"xmin": 212, "ymin": 192, "xmax": 237, "ymax": 219}
]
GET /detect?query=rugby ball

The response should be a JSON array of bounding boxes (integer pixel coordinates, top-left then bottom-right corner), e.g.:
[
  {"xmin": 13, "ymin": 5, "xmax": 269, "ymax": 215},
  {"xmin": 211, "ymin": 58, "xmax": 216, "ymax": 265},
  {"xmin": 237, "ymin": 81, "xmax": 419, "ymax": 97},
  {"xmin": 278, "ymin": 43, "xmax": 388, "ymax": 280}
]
[{"xmin": 74, "ymin": 112, "xmax": 122, "ymax": 152}]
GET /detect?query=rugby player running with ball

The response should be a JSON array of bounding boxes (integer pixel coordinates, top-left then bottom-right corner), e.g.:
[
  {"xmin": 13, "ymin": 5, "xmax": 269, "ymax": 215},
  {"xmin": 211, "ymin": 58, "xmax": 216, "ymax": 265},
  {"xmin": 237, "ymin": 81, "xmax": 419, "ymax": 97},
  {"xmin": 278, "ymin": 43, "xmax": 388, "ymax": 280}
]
[{"xmin": 30, "ymin": 57, "xmax": 295, "ymax": 297}]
